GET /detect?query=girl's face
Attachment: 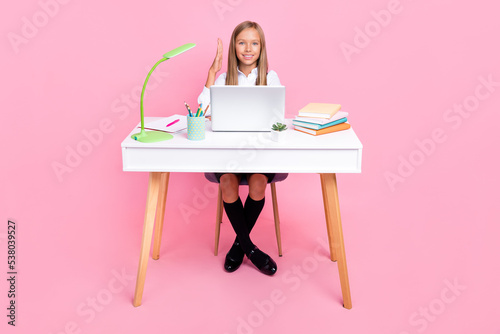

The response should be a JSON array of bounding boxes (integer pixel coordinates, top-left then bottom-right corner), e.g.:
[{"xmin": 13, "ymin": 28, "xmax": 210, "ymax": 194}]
[{"xmin": 235, "ymin": 28, "xmax": 261, "ymax": 69}]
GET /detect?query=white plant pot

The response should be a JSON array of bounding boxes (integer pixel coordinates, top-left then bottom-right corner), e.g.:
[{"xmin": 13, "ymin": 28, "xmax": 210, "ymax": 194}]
[{"xmin": 270, "ymin": 130, "xmax": 287, "ymax": 142}]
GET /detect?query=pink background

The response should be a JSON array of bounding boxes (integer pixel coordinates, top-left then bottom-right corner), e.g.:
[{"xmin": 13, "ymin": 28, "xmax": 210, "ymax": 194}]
[{"xmin": 2, "ymin": 0, "xmax": 499, "ymax": 333}]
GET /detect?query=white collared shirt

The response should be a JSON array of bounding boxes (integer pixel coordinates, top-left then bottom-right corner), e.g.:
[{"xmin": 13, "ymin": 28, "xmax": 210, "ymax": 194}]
[{"xmin": 197, "ymin": 67, "xmax": 281, "ymax": 115}]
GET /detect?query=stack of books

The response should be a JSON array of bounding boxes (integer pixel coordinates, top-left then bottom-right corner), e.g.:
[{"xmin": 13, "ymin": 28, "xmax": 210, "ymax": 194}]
[{"xmin": 293, "ymin": 103, "xmax": 350, "ymax": 136}]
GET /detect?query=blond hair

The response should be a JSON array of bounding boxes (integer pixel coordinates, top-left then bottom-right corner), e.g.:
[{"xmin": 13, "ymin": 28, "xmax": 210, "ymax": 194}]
[{"xmin": 226, "ymin": 21, "xmax": 268, "ymax": 86}]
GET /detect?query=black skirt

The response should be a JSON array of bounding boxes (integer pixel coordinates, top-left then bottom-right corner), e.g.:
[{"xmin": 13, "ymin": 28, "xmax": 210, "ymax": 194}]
[{"xmin": 214, "ymin": 173, "xmax": 275, "ymax": 184}]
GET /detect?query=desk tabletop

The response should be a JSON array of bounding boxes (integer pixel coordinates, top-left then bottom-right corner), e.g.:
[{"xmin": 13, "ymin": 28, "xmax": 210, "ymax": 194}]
[{"xmin": 122, "ymin": 118, "xmax": 363, "ymax": 173}]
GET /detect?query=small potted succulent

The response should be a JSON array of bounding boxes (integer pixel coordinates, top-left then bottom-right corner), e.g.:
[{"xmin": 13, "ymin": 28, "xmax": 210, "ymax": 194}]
[{"xmin": 270, "ymin": 122, "xmax": 288, "ymax": 142}]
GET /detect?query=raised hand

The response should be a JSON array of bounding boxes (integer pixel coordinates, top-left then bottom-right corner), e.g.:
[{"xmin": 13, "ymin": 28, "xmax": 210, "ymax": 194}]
[
  {"xmin": 210, "ymin": 38, "xmax": 223, "ymax": 74},
  {"xmin": 205, "ymin": 38, "xmax": 223, "ymax": 88}
]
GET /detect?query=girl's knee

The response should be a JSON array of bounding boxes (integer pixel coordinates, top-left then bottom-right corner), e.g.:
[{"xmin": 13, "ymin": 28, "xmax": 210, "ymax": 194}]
[
  {"xmin": 220, "ymin": 174, "xmax": 240, "ymax": 202},
  {"xmin": 248, "ymin": 174, "xmax": 267, "ymax": 200}
]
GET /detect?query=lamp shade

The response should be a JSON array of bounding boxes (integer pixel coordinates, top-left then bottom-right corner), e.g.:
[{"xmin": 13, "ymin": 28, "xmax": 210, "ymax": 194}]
[{"xmin": 163, "ymin": 43, "xmax": 196, "ymax": 59}]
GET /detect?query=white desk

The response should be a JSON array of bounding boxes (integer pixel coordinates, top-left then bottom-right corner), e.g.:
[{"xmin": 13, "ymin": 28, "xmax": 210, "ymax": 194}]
[{"xmin": 122, "ymin": 118, "xmax": 363, "ymax": 308}]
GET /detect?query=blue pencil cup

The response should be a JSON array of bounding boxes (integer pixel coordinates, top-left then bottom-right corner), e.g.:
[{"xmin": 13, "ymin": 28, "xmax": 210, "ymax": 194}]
[{"xmin": 187, "ymin": 115, "xmax": 205, "ymax": 140}]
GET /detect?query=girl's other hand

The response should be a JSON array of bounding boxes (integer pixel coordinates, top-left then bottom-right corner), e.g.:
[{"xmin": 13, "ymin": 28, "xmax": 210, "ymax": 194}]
[
  {"xmin": 210, "ymin": 38, "xmax": 223, "ymax": 75},
  {"xmin": 205, "ymin": 38, "xmax": 223, "ymax": 88}
]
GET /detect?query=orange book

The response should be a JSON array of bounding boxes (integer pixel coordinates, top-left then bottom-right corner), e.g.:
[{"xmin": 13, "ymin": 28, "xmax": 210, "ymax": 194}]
[
  {"xmin": 298, "ymin": 103, "xmax": 342, "ymax": 119},
  {"xmin": 294, "ymin": 122, "xmax": 351, "ymax": 136}
]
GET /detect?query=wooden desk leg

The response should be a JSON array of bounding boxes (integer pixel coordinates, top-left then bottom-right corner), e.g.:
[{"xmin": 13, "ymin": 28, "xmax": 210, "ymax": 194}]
[
  {"xmin": 320, "ymin": 173, "xmax": 352, "ymax": 309},
  {"xmin": 152, "ymin": 172, "xmax": 170, "ymax": 260},
  {"xmin": 320, "ymin": 174, "xmax": 337, "ymax": 262},
  {"xmin": 270, "ymin": 183, "xmax": 283, "ymax": 257},
  {"xmin": 214, "ymin": 185, "xmax": 223, "ymax": 256},
  {"xmin": 133, "ymin": 172, "xmax": 162, "ymax": 307}
]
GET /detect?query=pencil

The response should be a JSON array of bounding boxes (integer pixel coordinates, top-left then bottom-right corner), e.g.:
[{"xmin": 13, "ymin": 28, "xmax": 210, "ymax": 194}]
[
  {"xmin": 184, "ymin": 101, "xmax": 193, "ymax": 117},
  {"xmin": 203, "ymin": 104, "xmax": 210, "ymax": 116},
  {"xmin": 198, "ymin": 103, "xmax": 203, "ymax": 117}
]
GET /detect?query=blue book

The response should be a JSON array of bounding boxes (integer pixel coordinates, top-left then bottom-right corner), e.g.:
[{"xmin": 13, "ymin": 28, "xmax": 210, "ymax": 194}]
[{"xmin": 292, "ymin": 117, "xmax": 347, "ymax": 130}]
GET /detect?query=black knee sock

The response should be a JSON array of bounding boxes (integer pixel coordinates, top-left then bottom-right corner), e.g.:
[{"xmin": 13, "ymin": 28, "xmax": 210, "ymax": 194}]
[
  {"xmin": 223, "ymin": 197, "xmax": 255, "ymax": 254},
  {"xmin": 227, "ymin": 196, "xmax": 265, "ymax": 259},
  {"xmin": 244, "ymin": 195, "xmax": 265, "ymax": 232},
  {"xmin": 224, "ymin": 197, "xmax": 273, "ymax": 270},
  {"xmin": 241, "ymin": 195, "xmax": 275, "ymax": 271}
]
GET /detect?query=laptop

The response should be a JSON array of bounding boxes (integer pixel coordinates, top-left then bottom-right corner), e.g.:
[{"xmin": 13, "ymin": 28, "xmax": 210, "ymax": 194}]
[{"xmin": 210, "ymin": 86, "xmax": 286, "ymax": 131}]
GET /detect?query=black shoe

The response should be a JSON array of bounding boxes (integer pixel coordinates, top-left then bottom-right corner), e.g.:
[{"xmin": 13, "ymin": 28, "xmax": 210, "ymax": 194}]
[
  {"xmin": 224, "ymin": 241, "xmax": 244, "ymax": 273},
  {"xmin": 247, "ymin": 247, "xmax": 277, "ymax": 276}
]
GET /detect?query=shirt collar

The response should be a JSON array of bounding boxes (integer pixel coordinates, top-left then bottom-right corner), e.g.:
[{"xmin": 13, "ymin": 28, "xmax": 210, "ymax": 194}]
[{"xmin": 237, "ymin": 66, "xmax": 259, "ymax": 77}]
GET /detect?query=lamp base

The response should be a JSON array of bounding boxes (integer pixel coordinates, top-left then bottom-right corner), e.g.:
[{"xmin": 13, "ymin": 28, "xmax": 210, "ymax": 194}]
[{"xmin": 131, "ymin": 130, "xmax": 174, "ymax": 143}]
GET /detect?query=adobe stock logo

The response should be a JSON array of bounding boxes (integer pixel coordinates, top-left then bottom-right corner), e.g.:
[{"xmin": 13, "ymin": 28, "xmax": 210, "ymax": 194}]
[
  {"xmin": 212, "ymin": 0, "xmax": 244, "ymax": 21},
  {"xmin": 385, "ymin": 74, "xmax": 498, "ymax": 192},
  {"xmin": 51, "ymin": 68, "xmax": 169, "ymax": 183},
  {"xmin": 224, "ymin": 237, "xmax": 332, "ymax": 334},
  {"xmin": 178, "ymin": 183, "xmax": 219, "ymax": 224},
  {"xmin": 48, "ymin": 268, "xmax": 135, "ymax": 334},
  {"xmin": 398, "ymin": 278, "xmax": 466, "ymax": 334},
  {"xmin": 339, "ymin": 0, "xmax": 403, "ymax": 63},
  {"xmin": 7, "ymin": 0, "xmax": 73, "ymax": 54}
]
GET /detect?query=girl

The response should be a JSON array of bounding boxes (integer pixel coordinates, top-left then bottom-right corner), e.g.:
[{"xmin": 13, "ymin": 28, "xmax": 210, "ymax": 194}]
[{"xmin": 198, "ymin": 21, "xmax": 281, "ymax": 276}]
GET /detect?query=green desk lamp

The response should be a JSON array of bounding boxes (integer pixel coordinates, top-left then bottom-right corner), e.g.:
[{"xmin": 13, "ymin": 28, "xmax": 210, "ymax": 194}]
[{"xmin": 131, "ymin": 43, "xmax": 196, "ymax": 142}]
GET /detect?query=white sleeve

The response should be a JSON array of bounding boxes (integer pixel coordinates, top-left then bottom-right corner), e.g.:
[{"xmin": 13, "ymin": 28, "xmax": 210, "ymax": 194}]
[
  {"xmin": 267, "ymin": 70, "xmax": 281, "ymax": 86},
  {"xmin": 197, "ymin": 73, "xmax": 226, "ymax": 115}
]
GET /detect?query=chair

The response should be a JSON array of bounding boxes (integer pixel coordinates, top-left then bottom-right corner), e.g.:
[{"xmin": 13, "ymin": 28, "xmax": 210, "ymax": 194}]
[{"xmin": 204, "ymin": 173, "xmax": 288, "ymax": 256}]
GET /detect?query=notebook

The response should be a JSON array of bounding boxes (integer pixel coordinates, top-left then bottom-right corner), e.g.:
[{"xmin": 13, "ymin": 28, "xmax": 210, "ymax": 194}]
[
  {"xmin": 210, "ymin": 86, "xmax": 286, "ymax": 131},
  {"xmin": 294, "ymin": 122, "xmax": 351, "ymax": 136},
  {"xmin": 292, "ymin": 117, "xmax": 347, "ymax": 130},
  {"xmin": 298, "ymin": 103, "xmax": 341, "ymax": 119}
]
